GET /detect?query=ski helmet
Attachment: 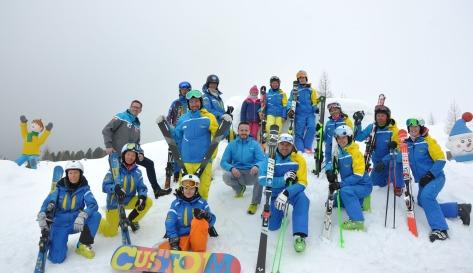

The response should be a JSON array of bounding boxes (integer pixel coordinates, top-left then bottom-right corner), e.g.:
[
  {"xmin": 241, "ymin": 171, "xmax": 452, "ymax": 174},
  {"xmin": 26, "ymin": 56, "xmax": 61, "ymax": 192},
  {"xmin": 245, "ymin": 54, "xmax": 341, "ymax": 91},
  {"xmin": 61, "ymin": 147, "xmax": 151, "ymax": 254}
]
[
  {"xmin": 334, "ymin": 125, "xmax": 354, "ymax": 144},
  {"xmin": 278, "ymin": 133, "xmax": 294, "ymax": 146},
  {"xmin": 185, "ymin": 89, "xmax": 203, "ymax": 110},
  {"xmin": 65, "ymin": 160, "xmax": 84, "ymax": 174},
  {"xmin": 327, "ymin": 102, "xmax": 342, "ymax": 111},
  {"xmin": 206, "ymin": 74, "xmax": 219, "ymax": 85},
  {"xmin": 374, "ymin": 105, "xmax": 391, "ymax": 120},
  {"xmin": 180, "ymin": 174, "xmax": 200, "ymax": 189},
  {"xmin": 296, "ymin": 70, "xmax": 308, "ymax": 81},
  {"xmin": 179, "ymin": 81, "xmax": 192, "ymax": 90},
  {"xmin": 270, "ymin": 76, "xmax": 281, "ymax": 84},
  {"xmin": 121, "ymin": 143, "xmax": 140, "ymax": 164}
]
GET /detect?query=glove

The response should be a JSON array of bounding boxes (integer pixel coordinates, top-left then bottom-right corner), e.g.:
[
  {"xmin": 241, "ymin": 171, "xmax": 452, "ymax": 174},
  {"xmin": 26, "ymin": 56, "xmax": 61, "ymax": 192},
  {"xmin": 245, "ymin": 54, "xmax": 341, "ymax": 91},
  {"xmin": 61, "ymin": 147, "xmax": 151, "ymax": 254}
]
[
  {"xmin": 20, "ymin": 115, "xmax": 27, "ymax": 123},
  {"xmin": 284, "ymin": 170, "xmax": 297, "ymax": 184},
  {"xmin": 114, "ymin": 184, "xmax": 126, "ymax": 200},
  {"xmin": 313, "ymin": 106, "xmax": 320, "ymax": 114},
  {"xmin": 388, "ymin": 141, "xmax": 397, "ymax": 150},
  {"xmin": 169, "ymin": 237, "xmax": 180, "ymax": 250},
  {"xmin": 135, "ymin": 195, "xmax": 147, "ymax": 211},
  {"xmin": 73, "ymin": 211, "xmax": 88, "ymax": 232},
  {"xmin": 193, "ymin": 208, "xmax": 210, "ymax": 220},
  {"xmin": 329, "ymin": 182, "xmax": 341, "ymax": 192},
  {"xmin": 287, "ymin": 109, "xmax": 295, "ymax": 119},
  {"xmin": 353, "ymin": 111, "xmax": 365, "ymax": 125},
  {"xmin": 156, "ymin": 115, "xmax": 166, "ymax": 124},
  {"xmin": 226, "ymin": 106, "xmax": 234, "ymax": 115},
  {"xmin": 374, "ymin": 162, "xmax": 385, "ymax": 172},
  {"xmin": 37, "ymin": 212, "xmax": 48, "ymax": 231},
  {"xmin": 221, "ymin": 113, "xmax": 232, "ymax": 122},
  {"xmin": 275, "ymin": 190, "xmax": 288, "ymax": 211},
  {"xmin": 419, "ymin": 171, "xmax": 434, "ymax": 187},
  {"xmin": 325, "ymin": 170, "xmax": 337, "ymax": 183},
  {"xmin": 45, "ymin": 122, "xmax": 53, "ymax": 131}
]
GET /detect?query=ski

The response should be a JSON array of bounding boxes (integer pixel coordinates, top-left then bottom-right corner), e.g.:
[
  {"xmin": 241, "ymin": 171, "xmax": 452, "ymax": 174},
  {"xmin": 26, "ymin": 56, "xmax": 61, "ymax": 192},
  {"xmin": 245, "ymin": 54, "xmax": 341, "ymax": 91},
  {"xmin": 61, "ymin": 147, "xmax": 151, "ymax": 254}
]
[
  {"xmin": 34, "ymin": 165, "xmax": 63, "ymax": 273},
  {"xmin": 255, "ymin": 124, "xmax": 279, "ymax": 273},
  {"xmin": 164, "ymin": 148, "xmax": 173, "ymax": 189},
  {"xmin": 110, "ymin": 245, "xmax": 241, "ymax": 273},
  {"xmin": 322, "ymin": 136, "xmax": 340, "ymax": 242},
  {"xmin": 109, "ymin": 153, "xmax": 132, "ymax": 245},
  {"xmin": 157, "ymin": 119, "xmax": 189, "ymax": 175},
  {"xmin": 363, "ymin": 94, "xmax": 386, "ymax": 171},
  {"xmin": 287, "ymin": 81, "xmax": 298, "ymax": 136},
  {"xmin": 313, "ymin": 96, "xmax": 327, "ymax": 176},
  {"xmin": 398, "ymin": 129, "xmax": 418, "ymax": 237}
]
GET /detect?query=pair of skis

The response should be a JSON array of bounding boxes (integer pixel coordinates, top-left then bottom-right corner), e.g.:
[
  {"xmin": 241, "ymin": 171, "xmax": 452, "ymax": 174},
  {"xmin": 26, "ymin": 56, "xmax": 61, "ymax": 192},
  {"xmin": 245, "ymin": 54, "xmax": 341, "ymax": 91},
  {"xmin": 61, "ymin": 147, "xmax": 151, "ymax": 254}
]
[
  {"xmin": 313, "ymin": 96, "xmax": 327, "ymax": 176},
  {"xmin": 34, "ymin": 166, "xmax": 63, "ymax": 273},
  {"xmin": 287, "ymin": 81, "xmax": 299, "ymax": 136},
  {"xmin": 363, "ymin": 94, "xmax": 386, "ymax": 171}
]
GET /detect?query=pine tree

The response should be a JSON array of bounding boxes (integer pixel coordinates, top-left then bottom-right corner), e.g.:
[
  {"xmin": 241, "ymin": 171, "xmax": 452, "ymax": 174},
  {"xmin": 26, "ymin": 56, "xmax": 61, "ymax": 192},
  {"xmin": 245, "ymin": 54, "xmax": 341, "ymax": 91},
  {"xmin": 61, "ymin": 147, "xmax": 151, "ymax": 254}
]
[
  {"xmin": 85, "ymin": 148, "xmax": 93, "ymax": 159},
  {"xmin": 93, "ymin": 147, "xmax": 105, "ymax": 159},
  {"xmin": 76, "ymin": 150, "xmax": 85, "ymax": 160}
]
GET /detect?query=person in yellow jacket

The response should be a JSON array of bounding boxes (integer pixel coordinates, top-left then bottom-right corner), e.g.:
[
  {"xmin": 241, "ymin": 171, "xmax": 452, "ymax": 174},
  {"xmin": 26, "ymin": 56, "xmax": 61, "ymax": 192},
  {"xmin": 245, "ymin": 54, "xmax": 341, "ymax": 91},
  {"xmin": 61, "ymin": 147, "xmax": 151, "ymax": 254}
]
[{"xmin": 15, "ymin": 115, "xmax": 52, "ymax": 169}]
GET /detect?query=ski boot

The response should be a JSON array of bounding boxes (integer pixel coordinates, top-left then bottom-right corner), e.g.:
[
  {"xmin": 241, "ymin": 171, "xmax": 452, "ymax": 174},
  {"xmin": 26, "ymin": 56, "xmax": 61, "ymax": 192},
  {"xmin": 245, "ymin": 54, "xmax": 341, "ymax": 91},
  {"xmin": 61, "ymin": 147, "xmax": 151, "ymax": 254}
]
[
  {"xmin": 76, "ymin": 243, "xmax": 95, "ymax": 259},
  {"xmin": 458, "ymin": 203, "xmax": 471, "ymax": 226},
  {"xmin": 429, "ymin": 230, "xmax": 448, "ymax": 242},
  {"xmin": 342, "ymin": 220, "xmax": 365, "ymax": 231},
  {"xmin": 128, "ymin": 210, "xmax": 140, "ymax": 232},
  {"xmin": 235, "ymin": 184, "xmax": 246, "ymax": 198},
  {"xmin": 154, "ymin": 188, "xmax": 172, "ymax": 198},
  {"xmin": 208, "ymin": 226, "xmax": 219, "ymax": 237},
  {"xmin": 294, "ymin": 235, "xmax": 306, "ymax": 253},
  {"xmin": 247, "ymin": 203, "xmax": 258, "ymax": 215}
]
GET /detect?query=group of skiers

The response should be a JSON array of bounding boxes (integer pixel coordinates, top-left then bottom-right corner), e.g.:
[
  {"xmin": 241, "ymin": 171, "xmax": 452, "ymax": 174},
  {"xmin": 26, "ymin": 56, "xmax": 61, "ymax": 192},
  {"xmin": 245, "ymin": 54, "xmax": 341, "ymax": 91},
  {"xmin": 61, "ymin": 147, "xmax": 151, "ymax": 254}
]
[{"xmin": 32, "ymin": 71, "xmax": 471, "ymax": 268}]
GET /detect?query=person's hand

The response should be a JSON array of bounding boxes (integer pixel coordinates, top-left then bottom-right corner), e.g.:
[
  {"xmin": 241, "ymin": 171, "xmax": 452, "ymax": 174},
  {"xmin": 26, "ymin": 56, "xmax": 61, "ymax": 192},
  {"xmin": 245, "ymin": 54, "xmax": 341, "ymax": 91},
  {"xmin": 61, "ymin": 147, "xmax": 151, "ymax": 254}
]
[
  {"xmin": 231, "ymin": 168, "xmax": 241, "ymax": 178},
  {"xmin": 250, "ymin": 166, "xmax": 259, "ymax": 176},
  {"xmin": 106, "ymin": 148, "xmax": 115, "ymax": 155}
]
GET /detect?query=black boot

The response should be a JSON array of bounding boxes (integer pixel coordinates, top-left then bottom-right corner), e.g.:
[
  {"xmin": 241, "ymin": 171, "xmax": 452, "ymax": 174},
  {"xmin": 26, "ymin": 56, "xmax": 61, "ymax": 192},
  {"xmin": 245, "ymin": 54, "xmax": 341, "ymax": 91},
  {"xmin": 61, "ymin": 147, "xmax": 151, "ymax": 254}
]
[
  {"xmin": 429, "ymin": 230, "xmax": 448, "ymax": 242},
  {"xmin": 208, "ymin": 226, "xmax": 219, "ymax": 237},
  {"xmin": 458, "ymin": 203, "xmax": 471, "ymax": 226},
  {"xmin": 154, "ymin": 188, "xmax": 172, "ymax": 199},
  {"xmin": 128, "ymin": 209, "xmax": 140, "ymax": 233}
]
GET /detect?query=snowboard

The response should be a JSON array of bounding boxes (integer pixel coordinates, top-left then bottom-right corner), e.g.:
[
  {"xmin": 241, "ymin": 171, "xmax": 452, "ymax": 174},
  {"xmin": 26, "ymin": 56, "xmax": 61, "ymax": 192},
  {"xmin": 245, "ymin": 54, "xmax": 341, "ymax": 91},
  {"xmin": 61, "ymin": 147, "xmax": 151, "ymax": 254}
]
[{"xmin": 110, "ymin": 245, "xmax": 241, "ymax": 273}]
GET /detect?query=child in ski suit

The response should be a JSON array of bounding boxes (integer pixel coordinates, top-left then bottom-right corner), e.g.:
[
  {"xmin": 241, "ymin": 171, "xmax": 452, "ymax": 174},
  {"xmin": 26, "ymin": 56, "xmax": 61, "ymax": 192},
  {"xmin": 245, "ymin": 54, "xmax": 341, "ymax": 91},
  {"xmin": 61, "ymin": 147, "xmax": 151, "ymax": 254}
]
[
  {"xmin": 287, "ymin": 70, "xmax": 319, "ymax": 153},
  {"xmin": 404, "ymin": 118, "xmax": 471, "ymax": 242},
  {"xmin": 258, "ymin": 133, "xmax": 310, "ymax": 252},
  {"xmin": 326, "ymin": 125, "xmax": 372, "ymax": 230},
  {"xmin": 159, "ymin": 174, "xmax": 216, "ymax": 251},
  {"xmin": 36, "ymin": 161, "xmax": 101, "ymax": 263},
  {"xmin": 15, "ymin": 115, "xmax": 53, "ymax": 169},
  {"xmin": 240, "ymin": 85, "xmax": 262, "ymax": 140},
  {"xmin": 323, "ymin": 102, "xmax": 354, "ymax": 171},
  {"xmin": 263, "ymin": 76, "xmax": 287, "ymax": 135},
  {"xmin": 99, "ymin": 143, "xmax": 153, "ymax": 236}
]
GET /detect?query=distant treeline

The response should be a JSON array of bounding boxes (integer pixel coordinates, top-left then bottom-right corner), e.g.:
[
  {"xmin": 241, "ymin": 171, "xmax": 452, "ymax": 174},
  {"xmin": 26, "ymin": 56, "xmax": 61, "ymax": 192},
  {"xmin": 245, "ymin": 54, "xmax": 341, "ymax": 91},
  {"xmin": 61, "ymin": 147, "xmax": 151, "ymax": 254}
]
[{"xmin": 42, "ymin": 147, "xmax": 107, "ymax": 161}]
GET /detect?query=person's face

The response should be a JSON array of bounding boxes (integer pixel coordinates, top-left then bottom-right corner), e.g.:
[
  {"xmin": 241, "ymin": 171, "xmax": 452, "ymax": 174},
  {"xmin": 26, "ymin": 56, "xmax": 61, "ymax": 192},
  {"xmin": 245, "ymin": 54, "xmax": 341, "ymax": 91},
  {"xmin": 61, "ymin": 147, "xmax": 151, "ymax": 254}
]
[
  {"xmin": 129, "ymin": 102, "xmax": 142, "ymax": 116},
  {"xmin": 67, "ymin": 170, "xmax": 81, "ymax": 184},
  {"xmin": 329, "ymin": 107, "xmax": 341, "ymax": 117},
  {"xmin": 208, "ymin": 83, "xmax": 218, "ymax": 90},
  {"xmin": 238, "ymin": 124, "xmax": 250, "ymax": 139},
  {"xmin": 30, "ymin": 122, "xmax": 42, "ymax": 133},
  {"xmin": 336, "ymin": 136, "xmax": 349, "ymax": 148},
  {"xmin": 189, "ymin": 98, "xmax": 201, "ymax": 111},
  {"xmin": 270, "ymin": 81, "xmax": 280, "ymax": 90},
  {"xmin": 376, "ymin": 113, "xmax": 388, "ymax": 126},
  {"xmin": 408, "ymin": 126, "xmax": 421, "ymax": 138},
  {"xmin": 278, "ymin": 142, "xmax": 293, "ymax": 156},
  {"xmin": 181, "ymin": 180, "xmax": 197, "ymax": 198},
  {"xmin": 180, "ymin": 88, "xmax": 190, "ymax": 97},
  {"xmin": 124, "ymin": 151, "xmax": 137, "ymax": 165},
  {"xmin": 298, "ymin": 77, "xmax": 307, "ymax": 84}
]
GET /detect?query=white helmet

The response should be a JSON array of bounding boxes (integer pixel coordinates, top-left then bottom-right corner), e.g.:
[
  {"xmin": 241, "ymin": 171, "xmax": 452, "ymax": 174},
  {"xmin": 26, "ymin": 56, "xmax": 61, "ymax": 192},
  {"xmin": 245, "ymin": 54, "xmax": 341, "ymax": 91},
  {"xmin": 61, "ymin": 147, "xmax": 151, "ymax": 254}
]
[
  {"xmin": 181, "ymin": 174, "xmax": 200, "ymax": 186},
  {"xmin": 278, "ymin": 133, "xmax": 294, "ymax": 145},
  {"xmin": 65, "ymin": 160, "xmax": 84, "ymax": 173},
  {"xmin": 334, "ymin": 125, "xmax": 353, "ymax": 137}
]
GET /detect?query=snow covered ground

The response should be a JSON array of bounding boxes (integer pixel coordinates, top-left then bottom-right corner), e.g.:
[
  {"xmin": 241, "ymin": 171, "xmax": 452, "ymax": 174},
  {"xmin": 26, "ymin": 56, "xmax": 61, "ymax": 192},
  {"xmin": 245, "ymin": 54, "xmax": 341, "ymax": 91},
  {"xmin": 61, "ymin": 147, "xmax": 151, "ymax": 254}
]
[{"xmin": 1, "ymin": 99, "xmax": 472, "ymax": 273}]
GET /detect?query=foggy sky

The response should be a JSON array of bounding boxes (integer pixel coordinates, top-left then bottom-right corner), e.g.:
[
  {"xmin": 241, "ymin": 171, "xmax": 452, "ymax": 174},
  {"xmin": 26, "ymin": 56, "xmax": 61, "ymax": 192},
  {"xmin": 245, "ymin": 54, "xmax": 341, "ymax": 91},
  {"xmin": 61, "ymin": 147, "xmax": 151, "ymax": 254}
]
[{"xmin": 1, "ymin": 0, "xmax": 472, "ymax": 160}]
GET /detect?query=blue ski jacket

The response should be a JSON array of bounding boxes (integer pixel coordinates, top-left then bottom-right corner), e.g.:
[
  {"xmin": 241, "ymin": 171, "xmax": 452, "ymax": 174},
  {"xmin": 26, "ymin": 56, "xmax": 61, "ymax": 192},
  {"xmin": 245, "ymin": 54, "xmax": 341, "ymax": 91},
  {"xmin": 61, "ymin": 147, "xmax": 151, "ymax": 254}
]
[
  {"xmin": 202, "ymin": 88, "xmax": 225, "ymax": 124},
  {"xmin": 102, "ymin": 163, "xmax": 148, "ymax": 209},
  {"xmin": 167, "ymin": 95, "xmax": 188, "ymax": 126},
  {"xmin": 240, "ymin": 97, "xmax": 261, "ymax": 123},
  {"xmin": 220, "ymin": 136, "xmax": 266, "ymax": 171},
  {"xmin": 336, "ymin": 142, "xmax": 372, "ymax": 188},
  {"xmin": 265, "ymin": 89, "xmax": 288, "ymax": 118},
  {"xmin": 354, "ymin": 120, "xmax": 399, "ymax": 163},
  {"xmin": 287, "ymin": 84, "xmax": 318, "ymax": 115},
  {"xmin": 324, "ymin": 114, "xmax": 354, "ymax": 165},
  {"xmin": 405, "ymin": 134, "xmax": 446, "ymax": 182}
]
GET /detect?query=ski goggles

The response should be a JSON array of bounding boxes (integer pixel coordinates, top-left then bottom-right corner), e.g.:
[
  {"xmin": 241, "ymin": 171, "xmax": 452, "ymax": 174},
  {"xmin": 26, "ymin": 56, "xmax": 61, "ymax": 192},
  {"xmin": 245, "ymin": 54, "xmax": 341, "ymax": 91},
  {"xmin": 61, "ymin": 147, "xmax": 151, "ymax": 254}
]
[
  {"xmin": 406, "ymin": 118, "xmax": 425, "ymax": 127},
  {"xmin": 181, "ymin": 180, "xmax": 198, "ymax": 190},
  {"xmin": 327, "ymin": 102, "xmax": 341, "ymax": 110},
  {"xmin": 185, "ymin": 90, "xmax": 203, "ymax": 100},
  {"xmin": 179, "ymin": 81, "xmax": 191, "ymax": 90}
]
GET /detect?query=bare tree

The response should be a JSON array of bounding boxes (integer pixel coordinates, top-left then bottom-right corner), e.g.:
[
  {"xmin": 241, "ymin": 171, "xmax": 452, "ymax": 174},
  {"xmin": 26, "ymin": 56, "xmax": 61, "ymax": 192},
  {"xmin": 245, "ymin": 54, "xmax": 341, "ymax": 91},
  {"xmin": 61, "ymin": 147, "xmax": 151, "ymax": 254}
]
[
  {"xmin": 318, "ymin": 71, "xmax": 333, "ymax": 98},
  {"xmin": 445, "ymin": 101, "xmax": 461, "ymax": 134},
  {"xmin": 427, "ymin": 112, "xmax": 435, "ymax": 125}
]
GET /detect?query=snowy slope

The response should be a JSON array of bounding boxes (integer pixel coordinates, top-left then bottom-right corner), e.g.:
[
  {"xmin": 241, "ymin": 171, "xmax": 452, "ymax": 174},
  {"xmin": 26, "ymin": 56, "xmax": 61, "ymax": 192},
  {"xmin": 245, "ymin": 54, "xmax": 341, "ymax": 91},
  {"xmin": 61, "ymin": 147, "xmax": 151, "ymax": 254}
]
[{"xmin": 1, "ymin": 99, "xmax": 472, "ymax": 273}]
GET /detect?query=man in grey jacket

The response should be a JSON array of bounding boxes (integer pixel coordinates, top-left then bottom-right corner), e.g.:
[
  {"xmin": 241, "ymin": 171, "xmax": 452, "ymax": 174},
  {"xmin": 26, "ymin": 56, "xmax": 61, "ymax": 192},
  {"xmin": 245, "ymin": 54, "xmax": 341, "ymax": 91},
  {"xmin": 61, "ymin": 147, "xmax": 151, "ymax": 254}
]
[{"xmin": 102, "ymin": 100, "xmax": 171, "ymax": 198}]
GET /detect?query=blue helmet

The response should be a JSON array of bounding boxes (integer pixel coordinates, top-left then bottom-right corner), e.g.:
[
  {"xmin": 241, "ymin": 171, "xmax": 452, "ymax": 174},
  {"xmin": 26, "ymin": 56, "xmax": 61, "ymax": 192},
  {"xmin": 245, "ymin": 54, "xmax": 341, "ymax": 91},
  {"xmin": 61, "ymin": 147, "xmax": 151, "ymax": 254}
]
[{"xmin": 179, "ymin": 81, "xmax": 192, "ymax": 90}]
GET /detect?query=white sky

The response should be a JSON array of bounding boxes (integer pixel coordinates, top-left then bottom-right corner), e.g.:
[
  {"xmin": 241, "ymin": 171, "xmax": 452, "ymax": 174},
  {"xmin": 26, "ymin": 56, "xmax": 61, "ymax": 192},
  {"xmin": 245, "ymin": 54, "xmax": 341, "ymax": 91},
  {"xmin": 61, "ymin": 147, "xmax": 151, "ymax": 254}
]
[{"xmin": 1, "ymin": 0, "xmax": 472, "ymax": 159}]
